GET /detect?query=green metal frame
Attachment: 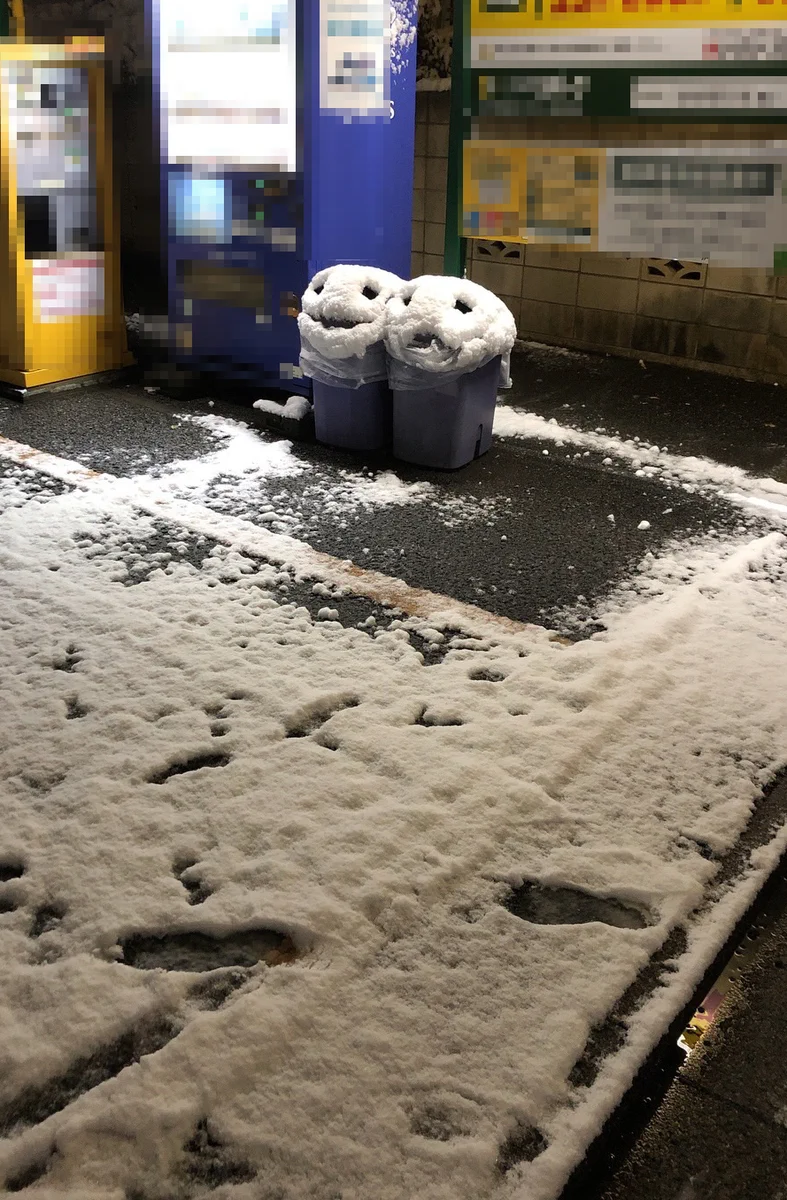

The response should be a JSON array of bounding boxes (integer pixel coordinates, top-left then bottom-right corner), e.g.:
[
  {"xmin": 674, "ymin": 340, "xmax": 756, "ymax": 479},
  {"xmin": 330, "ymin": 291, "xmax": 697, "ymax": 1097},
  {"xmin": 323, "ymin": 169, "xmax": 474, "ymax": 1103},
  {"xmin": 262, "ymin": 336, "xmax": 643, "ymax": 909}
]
[
  {"xmin": 443, "ymin": 0, "xmax": 470, "ymax": 277},
  {"xmin": 441, "ymin": 0, "xmax": 787, "ymax": 275}
]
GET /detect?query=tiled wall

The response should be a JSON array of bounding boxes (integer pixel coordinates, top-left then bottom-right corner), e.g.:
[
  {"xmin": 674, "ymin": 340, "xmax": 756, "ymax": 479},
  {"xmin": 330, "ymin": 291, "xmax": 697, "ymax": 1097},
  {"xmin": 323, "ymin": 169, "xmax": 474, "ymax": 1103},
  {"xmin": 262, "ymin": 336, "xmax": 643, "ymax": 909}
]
[{"xmin": 411, "ymin": 91, "xmax": 787, "ymax": 383}]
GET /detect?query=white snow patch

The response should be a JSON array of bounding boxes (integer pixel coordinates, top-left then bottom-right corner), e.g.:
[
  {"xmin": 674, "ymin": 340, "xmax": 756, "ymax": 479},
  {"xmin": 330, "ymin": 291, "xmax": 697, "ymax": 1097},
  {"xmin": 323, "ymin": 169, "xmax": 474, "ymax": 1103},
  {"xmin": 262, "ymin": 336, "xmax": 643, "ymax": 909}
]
[
  {"xmin": 139, "ymin": 417, "xmax": 500, "ymax": 537},
  {"xmin": 386, "ymin": 276, "xmax": 516, "ymax": 375},
  {"xmin": 316, "ymin": 606, "xmax": 340, "ymax": 621},
  {"xmin": 390, "ymin": 0, "xmax": 418, "ymax": 74},
  {"xmin": 520, "ymin": 339, "xmax": 594, "ymax": 361},
  {"xmin": 0, "ymin": 463, "xmax": 65, "ymax": 514},
  {"xmin": 494, "ymin": 407, "xmax": 787, "ymax": 515},
  {"xmin": 253, "ymin": 395, "xmax": 313, "ymax": 421},
  {"xmin": 143, "ymin": 413, "xmax": 304, "ymax": 499},
  {"xmin": 347, "ymin": 469, "xmax": 433, "ymax": 507}
]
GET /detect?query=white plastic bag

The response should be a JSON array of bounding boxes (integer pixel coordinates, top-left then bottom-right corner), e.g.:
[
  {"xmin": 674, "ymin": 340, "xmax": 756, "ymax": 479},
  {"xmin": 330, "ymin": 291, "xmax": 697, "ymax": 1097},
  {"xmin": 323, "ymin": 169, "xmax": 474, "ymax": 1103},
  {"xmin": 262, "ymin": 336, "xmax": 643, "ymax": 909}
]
[{"xmin": 298, "ymin": 337, "xmax": 389, "ymax": 389}]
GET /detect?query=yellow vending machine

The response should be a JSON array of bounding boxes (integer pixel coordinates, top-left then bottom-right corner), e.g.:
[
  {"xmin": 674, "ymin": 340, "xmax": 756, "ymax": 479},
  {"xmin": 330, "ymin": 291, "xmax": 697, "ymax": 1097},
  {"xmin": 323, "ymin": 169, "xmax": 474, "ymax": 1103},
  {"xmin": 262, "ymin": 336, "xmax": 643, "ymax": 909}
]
[{"xmin": 0, "ymin": 34, "xmax": 131, "ymax": 399}]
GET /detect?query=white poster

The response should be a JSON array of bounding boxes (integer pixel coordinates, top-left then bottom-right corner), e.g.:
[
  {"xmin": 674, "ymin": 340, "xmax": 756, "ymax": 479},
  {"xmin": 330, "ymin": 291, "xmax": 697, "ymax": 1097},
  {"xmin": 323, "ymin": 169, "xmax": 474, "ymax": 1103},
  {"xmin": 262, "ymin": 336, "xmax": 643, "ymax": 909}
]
[
  {"xmin": 472, "ymin": 21, "xmax": 787, "ymax": 69},
  {"xmin": 597, "ymin": 146, "xmax": 787, "ymax": 267},
  {"xmin": 631, "ymin": 75, "xmax": 787, "ymax": 113},
  {"xmin": 156, "ymin": 0, "xmax": 297, "ymax": 170},
  {"xmin": 32, "ymin": 255, "xmax": 105, "ymax": 322},
  {"xmin": 320, "ymin": 0, "xmax": 390, "ymax": 117}
]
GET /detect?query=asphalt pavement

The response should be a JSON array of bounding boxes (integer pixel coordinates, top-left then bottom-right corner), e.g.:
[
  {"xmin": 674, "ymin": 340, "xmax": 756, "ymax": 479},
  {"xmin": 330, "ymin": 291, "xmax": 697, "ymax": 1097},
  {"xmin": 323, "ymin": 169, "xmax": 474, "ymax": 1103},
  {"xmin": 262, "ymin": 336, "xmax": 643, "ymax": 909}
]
[{"xmin": 0, "ymin": 345, "xmax": 768, "ymax": 637}]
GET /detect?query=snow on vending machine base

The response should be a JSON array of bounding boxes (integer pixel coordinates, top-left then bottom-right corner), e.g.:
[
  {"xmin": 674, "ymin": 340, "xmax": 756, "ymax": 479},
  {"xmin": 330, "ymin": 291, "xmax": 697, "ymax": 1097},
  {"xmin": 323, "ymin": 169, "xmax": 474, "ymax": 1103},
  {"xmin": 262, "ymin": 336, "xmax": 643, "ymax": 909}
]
[{"xmin": 149, "ymin": 0, "xmax": 417, "ymax": 396}]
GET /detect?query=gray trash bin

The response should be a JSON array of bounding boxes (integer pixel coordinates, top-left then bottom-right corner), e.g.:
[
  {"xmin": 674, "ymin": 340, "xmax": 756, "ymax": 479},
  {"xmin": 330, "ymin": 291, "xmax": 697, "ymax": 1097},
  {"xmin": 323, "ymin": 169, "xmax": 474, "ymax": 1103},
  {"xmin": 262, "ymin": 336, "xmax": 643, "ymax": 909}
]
[
  {"xmin": 312, "ymin": 375, "xmax": 392, "ymax": 452},
  {"xmin": 300, "ymin": 338, "xmax": 392, "ymax": 452},
  {"xmin": 384, "ymin": 274, "xmax": 515, "ymax": 470},
  {"xmin": 390, "ymin": 355, "xmax": 501, "ymax": 469},
  {"xmin": 298, "ymin": 264, "xmax": 405, "ymax": 453}
]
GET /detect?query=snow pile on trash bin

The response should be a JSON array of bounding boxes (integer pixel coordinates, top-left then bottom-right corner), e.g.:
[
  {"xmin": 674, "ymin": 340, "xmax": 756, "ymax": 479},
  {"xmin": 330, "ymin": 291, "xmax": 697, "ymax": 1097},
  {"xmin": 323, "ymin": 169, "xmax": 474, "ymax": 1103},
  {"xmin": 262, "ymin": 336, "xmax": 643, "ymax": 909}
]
[
  {"xmin": 298, "ymin": 264, "xmax": 404, "ymax": 388},
  {"xmin": 385, "ymin": 274, "xmax": 516, "ymax": 388}
]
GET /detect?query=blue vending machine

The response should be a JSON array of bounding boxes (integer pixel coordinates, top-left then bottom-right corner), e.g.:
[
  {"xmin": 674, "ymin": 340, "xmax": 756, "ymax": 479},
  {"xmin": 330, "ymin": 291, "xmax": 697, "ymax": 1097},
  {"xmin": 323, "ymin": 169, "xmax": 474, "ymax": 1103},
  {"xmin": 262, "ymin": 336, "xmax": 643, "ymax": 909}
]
[{"xmin": 149, "ymin": 0, "xmax": 417, "ymax": 395}]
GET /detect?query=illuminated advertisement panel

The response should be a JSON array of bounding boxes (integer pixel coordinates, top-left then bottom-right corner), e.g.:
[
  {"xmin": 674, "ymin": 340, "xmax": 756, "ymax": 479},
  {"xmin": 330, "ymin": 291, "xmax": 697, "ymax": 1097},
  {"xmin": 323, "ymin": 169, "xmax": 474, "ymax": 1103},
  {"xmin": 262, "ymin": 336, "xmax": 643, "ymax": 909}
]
[{"xmin": 156, "ymin": 0, "xmax": 297, "ymax": 170}]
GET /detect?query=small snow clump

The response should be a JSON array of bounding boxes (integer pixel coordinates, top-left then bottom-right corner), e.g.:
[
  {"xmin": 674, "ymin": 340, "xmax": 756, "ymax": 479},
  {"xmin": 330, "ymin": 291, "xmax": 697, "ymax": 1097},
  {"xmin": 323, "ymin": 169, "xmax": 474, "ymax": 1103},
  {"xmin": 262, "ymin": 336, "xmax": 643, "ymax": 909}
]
[{"xmin": 254, "ymin": 395, "xmax": 313, "ymax": 420}]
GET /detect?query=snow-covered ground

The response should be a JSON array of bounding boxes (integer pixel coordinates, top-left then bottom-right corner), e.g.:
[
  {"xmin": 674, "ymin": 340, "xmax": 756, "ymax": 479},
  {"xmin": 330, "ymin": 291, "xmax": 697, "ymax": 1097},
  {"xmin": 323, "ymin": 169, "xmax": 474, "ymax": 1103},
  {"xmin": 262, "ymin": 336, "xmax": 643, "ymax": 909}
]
[{"xmin": 1, "ymin": 410, "xmax": 786, "ymax": 1200}]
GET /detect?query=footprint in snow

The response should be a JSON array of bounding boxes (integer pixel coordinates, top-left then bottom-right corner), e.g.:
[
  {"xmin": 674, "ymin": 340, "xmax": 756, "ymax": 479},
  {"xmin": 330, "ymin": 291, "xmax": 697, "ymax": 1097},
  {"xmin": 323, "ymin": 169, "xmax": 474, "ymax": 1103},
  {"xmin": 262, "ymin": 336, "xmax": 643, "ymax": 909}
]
[
  {"xmin": 147, "ymin": 751, "xmax": 231, "ymax": 784},
  {"xmin": 203, "ymin": 699, "xmax": 232, "ymax": 739},
  {"xmin": 412, "ymin": 705, "xmax": 464, "ymax": 728},
  {"xmin": 118, "ymin": 927, "xmax": 297, "ymax": 972},
  {"xmin": 496, "ymin": 1123, "xmax": 549, "ymax": 1173},
  {"xmin": 181, "ymin": 1117, "xmax": 257, "ymax": 1189},
  {"xmin": 284, "ymin": 692, "xmax": 359, "ymax": 740},
  {"xmin": 504, "ymin": 881, "xmax": 651, "ymax": 930},
  {"xmin": 408, "ymin": 1097, "xmax": 548, "ymax": 1171},
  {"xmin": 0, "ymin": 860, "xmax": 25, "ymax": 882},
  {"xmin": 0, "ymin": 924, "xmax": 299, "ymax": 1147},
  {"xmin": 29, "ymin": 903, "xmax": 67, "ymax": 938},
  {"xmin": 52, "ymin": 643, "xmax": 82, "ymax": 673},
  {"xmin": 0, "ymin": 859, "xmax": 25, "ymax": 914},
  {"xmin": 64, "ymin": 695, "xmax": 89, "ymax": 720},
  {"xmin": 468, "ymin": 666, "xmax": 507, "ymax": 683},
  {"xmin": 172, "ymin": 856, "xmax": 213, "ymax": 906},
  {"xmin": 409, "ymin": 1096, "xmax": 477, "ymax": 1142},
  {"xmin": 109, "ymin": 1118, "xmax": 258, "ymax": 1199},
  {"xmin": 0, "ymin": 861, "xmax": 67, "ymax": 933},
  {"xmin": 203, "ymin": 692, "xmax": 248, "ymax": 738}
]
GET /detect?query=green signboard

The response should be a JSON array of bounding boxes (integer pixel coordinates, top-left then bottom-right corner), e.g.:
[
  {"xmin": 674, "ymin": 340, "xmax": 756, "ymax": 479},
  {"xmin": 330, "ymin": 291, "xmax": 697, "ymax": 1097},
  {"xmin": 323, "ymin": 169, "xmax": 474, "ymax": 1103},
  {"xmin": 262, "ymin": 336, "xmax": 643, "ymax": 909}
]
[{"xmin": 446, "ymin": 0, "xmax": 787, "ymax": 270}]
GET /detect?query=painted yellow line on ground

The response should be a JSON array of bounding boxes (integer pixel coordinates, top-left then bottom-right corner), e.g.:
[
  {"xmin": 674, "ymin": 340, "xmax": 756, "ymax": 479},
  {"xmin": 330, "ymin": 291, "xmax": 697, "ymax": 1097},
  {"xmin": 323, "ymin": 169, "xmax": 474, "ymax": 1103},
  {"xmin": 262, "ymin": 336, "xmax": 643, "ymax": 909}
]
[{"xmin": 0, "ymin": 434, "xmax": 107, "ymax": 484}]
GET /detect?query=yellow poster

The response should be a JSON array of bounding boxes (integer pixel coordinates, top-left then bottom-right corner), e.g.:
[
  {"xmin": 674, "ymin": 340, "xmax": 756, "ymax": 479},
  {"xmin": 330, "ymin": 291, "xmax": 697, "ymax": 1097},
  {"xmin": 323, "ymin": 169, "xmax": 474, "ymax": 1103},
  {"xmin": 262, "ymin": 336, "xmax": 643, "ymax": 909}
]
[
  {"xmin": 471, "ymin": 0, "xmax": 787, "ymax": 32},
  {"xmin": 463, "ymin": 141, "xmax": 603, "ymax": 246}
]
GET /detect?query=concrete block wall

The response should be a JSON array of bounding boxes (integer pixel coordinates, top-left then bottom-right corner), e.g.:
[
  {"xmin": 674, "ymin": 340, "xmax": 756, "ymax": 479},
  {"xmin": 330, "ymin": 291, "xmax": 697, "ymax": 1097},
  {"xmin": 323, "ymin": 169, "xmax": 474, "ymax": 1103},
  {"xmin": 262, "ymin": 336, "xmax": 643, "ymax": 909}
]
[{"xmin": 411, "ymin": 91, "xmax": 787, "ymax": 384}]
